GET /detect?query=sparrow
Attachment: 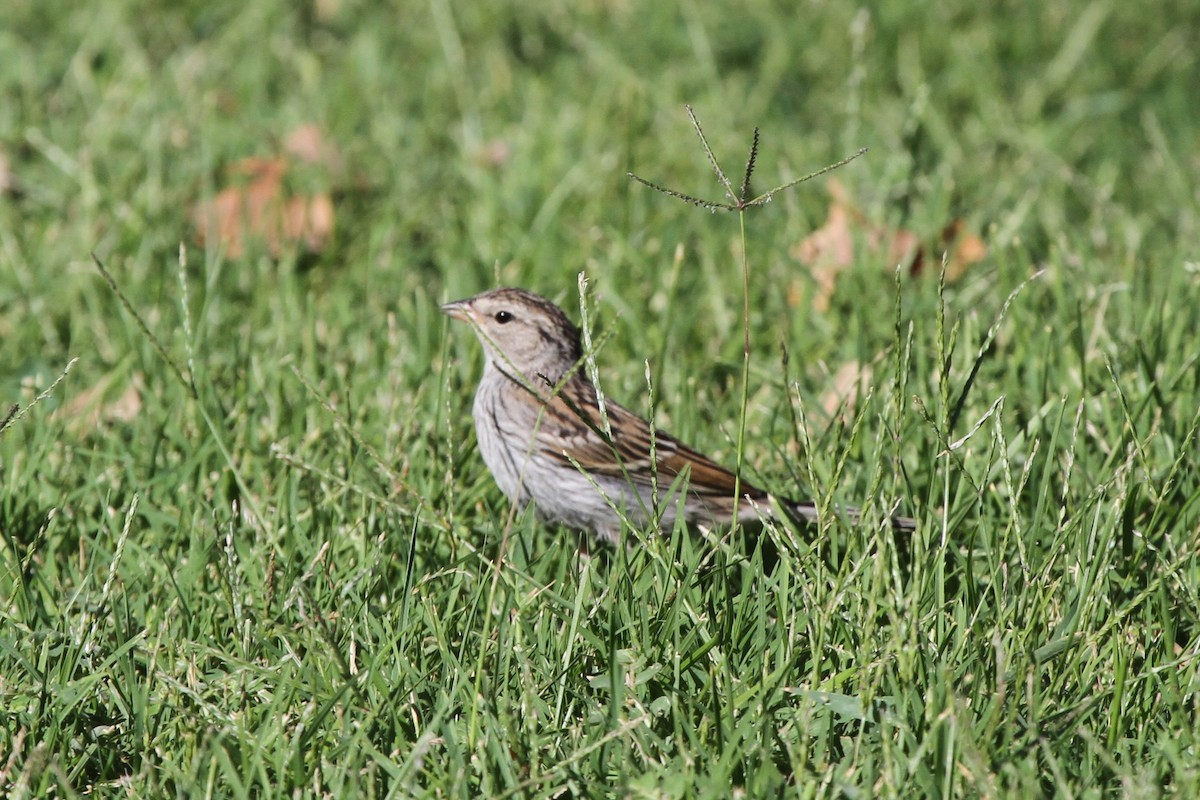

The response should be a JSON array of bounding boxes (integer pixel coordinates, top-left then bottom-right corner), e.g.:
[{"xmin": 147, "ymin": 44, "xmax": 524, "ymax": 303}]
[{"xmin": 443, "ymin": 288, "xmax": 915, "ymax": 543}]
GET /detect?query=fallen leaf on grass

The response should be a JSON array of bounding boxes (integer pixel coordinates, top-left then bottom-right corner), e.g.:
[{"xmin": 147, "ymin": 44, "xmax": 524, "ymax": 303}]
[
  {"xmin": 59, "ymin": 373, "xmax": 143, "ymax": 435},
  {"xmin": 285, "ymin": 123, "xmax": 343, "ymax": 173},
  {"xmin": 819, "ymin": 360, "xmax": 872, "ymax": 420},
  {"xmin": 925, "ymin": 218, "xmax": 988, "ymax": 282},
  {"xmin": 192, "ymin": 125, "xmax": 338, "ymax": 259},
  {"xmin": 793, "ymin": 198, "xmax": 854, "ymax": 270},
  {"xmin": 474, "ymin": 138, "xmax": 513, "ymax": 168},
  {"xmin": 284, "ymin": 192, "xmax": 336, "ymax": 254},
  {"xmin": 790, "ymin": 179, "xmax": 986, "ymax": 310}
]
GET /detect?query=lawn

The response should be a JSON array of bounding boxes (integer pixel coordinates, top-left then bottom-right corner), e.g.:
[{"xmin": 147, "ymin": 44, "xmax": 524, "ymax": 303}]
[{"xmin": 2, "ymin": 0, "xmax": 1198, "ymax": 796}]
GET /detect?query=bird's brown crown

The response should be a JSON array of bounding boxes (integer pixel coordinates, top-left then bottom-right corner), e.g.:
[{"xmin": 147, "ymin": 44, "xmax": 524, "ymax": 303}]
[{"xmin": 443, "ymin": 288, "xmax": 584, "ymax": 384}]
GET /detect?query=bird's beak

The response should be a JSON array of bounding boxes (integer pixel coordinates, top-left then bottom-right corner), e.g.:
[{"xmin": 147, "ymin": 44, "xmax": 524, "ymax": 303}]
[{"xmin": 441, "ymin": 299, "xmax": 471, "ymax": 322}]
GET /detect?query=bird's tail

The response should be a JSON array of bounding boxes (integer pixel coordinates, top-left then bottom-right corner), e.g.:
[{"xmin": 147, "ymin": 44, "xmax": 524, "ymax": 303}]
[{"xmin": 782, "ymin": 498, "xmax": 916, "ymax": 533}]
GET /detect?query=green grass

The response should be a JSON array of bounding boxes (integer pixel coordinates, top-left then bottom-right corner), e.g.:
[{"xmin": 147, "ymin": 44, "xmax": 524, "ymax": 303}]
[{"xmin": 3, "ymin": 0, "xmax": 1199, "ymax": 796}]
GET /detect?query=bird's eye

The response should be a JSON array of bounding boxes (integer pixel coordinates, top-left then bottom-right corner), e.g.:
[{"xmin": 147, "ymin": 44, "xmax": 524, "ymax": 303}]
[{"xmin": 494, "ymin": 310, "xmax": 514, "ymax": 324}]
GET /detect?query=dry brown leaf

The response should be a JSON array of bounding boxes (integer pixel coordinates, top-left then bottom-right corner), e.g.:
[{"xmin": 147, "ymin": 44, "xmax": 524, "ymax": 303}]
[
  {"xmin": 475, "ymin": 139, "xmax": 513, "ymax": 168},
  {"xmin": 877, "ymin": 227, "xmax": 922, "ymax": 273},
  {"xmin": 794, "ymin": 201, "xmax": 854, "ymax": 268},
  {"xmin": 285, "ymin": 124, "xmax": 326, "ymax": 164},
  {"xmin": 193, "ymin": 157, "xmax": 287, "ymax": 258},
  {"xmin": 193, "ymin": 137, "xmax": 336, "ymax": 259},
  {"xmin": 284, "ymin": 192, "xmax": 335, "ymax": 253},
  {"xmin": 820, "ymin": 360, "xmax": 872, "ymax": 420},
  {"xmin": 790, "ymin": 180, "xmax": 859, "ymax": 312},
  {"xmin": 284, "ymin": 123, "xmax": 342, "ymax": 173},
  {"xmin": 791, "ymin": 179, "xmax": 984, "ymax": 309},
  {"xmin": 59, "ymin": 373, "xmax": 143, "ymax": 435},
  {"xmin": 937, "ymin": 219, "xmax": 988, "ymax": 281}
]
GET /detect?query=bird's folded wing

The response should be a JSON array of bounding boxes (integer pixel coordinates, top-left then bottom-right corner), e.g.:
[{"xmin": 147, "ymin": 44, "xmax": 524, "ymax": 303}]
[{"xmin": 540, "ymin": 389, "xmax": 767, "ymax": 500}]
